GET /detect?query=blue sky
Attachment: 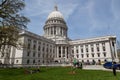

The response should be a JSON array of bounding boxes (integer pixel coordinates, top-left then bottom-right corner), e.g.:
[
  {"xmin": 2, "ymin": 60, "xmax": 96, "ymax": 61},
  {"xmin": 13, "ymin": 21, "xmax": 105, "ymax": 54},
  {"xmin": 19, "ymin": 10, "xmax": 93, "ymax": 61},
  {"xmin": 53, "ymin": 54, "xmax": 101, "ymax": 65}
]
[{"xmin": 23, "ymin": 0, "xmax": 120, "ymax": 41}]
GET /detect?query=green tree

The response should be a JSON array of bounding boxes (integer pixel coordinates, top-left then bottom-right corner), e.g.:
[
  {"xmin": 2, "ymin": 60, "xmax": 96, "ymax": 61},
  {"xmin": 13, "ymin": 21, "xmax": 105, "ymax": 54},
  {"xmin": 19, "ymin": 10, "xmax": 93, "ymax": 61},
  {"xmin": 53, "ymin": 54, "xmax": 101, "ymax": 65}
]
[
  {"xmin": 0, "ymin": 0, "xmax": 30, "ymax": 49},
  {"xmin": 0, "ymin": 0, "xmax": 30, "ymax": 66},
  {"xmin": 0, "ymin": 0, "xmax": 29, "ymax": 28}
]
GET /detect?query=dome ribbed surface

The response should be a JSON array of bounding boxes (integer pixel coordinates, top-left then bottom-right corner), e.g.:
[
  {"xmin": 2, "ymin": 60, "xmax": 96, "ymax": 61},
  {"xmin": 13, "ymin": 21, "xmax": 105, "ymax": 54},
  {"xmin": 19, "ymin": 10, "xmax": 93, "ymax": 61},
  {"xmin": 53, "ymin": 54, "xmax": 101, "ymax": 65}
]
[{"xmin": 47, "ymin": 11, "xmax": 64, "ymax": 19}]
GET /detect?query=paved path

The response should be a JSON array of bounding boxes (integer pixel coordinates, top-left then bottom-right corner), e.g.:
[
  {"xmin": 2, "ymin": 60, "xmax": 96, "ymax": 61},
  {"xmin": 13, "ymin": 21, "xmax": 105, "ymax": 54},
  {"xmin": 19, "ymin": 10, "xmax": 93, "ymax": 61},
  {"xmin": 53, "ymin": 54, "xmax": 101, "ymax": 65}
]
[{"xmin": 83, "ymin": 65, "xmax": 120, "ymax": 72}]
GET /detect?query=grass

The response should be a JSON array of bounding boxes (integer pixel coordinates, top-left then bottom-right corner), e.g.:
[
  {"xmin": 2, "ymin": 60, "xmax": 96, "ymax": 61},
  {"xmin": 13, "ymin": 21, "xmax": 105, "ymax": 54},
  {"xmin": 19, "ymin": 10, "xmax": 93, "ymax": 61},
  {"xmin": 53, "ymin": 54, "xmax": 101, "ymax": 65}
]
[{"xmin": 0, "ymin": 67, "xmax": 120, "ymax": 80}]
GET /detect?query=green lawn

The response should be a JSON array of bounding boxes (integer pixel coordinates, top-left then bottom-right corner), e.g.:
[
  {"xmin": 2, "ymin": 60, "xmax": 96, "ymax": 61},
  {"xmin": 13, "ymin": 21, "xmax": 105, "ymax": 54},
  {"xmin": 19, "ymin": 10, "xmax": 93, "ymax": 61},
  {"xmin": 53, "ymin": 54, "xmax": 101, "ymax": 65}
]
[{"xmin": 0, "ymin": 67, "xmax": 120, "ymax": 80}]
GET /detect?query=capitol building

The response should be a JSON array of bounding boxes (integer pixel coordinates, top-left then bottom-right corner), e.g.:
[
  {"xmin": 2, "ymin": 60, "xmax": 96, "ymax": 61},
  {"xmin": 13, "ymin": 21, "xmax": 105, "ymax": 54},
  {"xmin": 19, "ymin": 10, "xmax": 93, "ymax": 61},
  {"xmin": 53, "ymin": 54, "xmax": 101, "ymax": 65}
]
[{"xmin": 0, "ymin": 6, "xmax": 119, "ymax": 67}]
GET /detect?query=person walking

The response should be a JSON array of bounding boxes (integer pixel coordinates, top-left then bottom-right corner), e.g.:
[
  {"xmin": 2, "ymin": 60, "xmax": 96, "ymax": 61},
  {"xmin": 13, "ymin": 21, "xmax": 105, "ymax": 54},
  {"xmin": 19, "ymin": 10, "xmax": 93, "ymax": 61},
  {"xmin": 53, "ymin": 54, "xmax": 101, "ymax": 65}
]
[{"xmin": 112, "ymin": 62, "xmax": 117, "ymax": 76}]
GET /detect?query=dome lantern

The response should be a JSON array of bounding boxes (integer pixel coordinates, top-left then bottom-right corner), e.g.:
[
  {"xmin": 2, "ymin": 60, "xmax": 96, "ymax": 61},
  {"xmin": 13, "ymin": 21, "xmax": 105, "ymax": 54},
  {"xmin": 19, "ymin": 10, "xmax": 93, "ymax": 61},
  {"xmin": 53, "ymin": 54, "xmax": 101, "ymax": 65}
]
[
  {"xmin": 47, "ymin": 5, "xmax": 64, "ymax": 19},
  {"xmin": 54, "ymin": 5, "xmax": 58, "ymax": 11}
]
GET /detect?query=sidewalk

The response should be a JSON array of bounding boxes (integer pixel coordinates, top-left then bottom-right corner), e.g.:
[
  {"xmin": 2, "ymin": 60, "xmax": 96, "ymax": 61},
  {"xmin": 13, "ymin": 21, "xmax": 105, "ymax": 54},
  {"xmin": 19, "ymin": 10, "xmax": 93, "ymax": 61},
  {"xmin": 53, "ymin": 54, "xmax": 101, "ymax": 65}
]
[{"xmin": 83, "ymin": 65, "xmax": 120, "ymax": 72}]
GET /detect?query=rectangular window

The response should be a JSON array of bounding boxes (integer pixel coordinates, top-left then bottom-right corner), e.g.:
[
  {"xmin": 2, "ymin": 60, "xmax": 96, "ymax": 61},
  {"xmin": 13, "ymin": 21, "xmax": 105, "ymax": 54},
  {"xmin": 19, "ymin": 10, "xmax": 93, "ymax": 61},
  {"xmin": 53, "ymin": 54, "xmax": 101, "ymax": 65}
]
[
  {"xmin": 38, "ymin": 53, "xmax": 40, "ymax": 57},
  {"xmin": 92, "ymin": 53, "xmax": 94, "ymax": 57},
  {"xmin": 33, "ymin": 44, "xmax": 36, "ymax": 50},
  {"xmin": 76, "ymin": 49, "xmax": 79, "ymax": 53},
  {"xmin": 33, "ymin": 52, "xmax": 35, "ymax": 57},
  {"xmin": 38, "ymin": 45, "xmax": 41, "ymax": 51},
  {"xmin": 59, "ymin": 47, "xmax": 61, "ymax": 53},
  {"xmin": 103, "ymin": 46, "xmax": 106, "ymax": 51},
  {"xmin": 81, "ymin": 45, "xmax": 83, "ymax": 53},
  {"xmin": 81, "ymin": 48, "xmax": 83, "ymax": 53},
  {"xmin": 76, "ymin": 45, "xmax": 79, "ymax": 53},
  {"xmin": 33, "ymin": 60, "xmax": 35, "ymax": 64},
  {"xmin": 27, "ymin": 51, "xmax": 30, "ymax": 56},
  {"xmin": 27, "ymin": 59, "xmax": 30, "ymax": 64},
  {"xmin": 102, "ymin": 43, "xmax": 106, "ymax": 51},
  {"xmin": 16, "ymin": 60, "xmax": 19, "ymax": 63},
  {"xmin": 46, "ymin": 48, "xmax": 48, "ymax": 52},
  {"xmin": 59, "ymin": 53, "xmax": 61, "ymax": 57},
  {"xmin": 96, "ymin": 44, "xmax": 99, "ymax": 52},
  {"xmin": 28, "ymin": 39, "xmax": 31, "ymax": 42},
  {"xmin": 81, "ymin": 54, "xmax": 84, "ymax": 58},
  {"xmin": 91, "ymin": 44, "xmax": 94, "ymax": 52},
  {"xmin": 97, "ymin": 47, "xmax": 100, "ymax": 52},
  {"xmin": 102, "ymin": 43, "xmax": 105, "ymax": 46},
  {"xmin": 86, "ymin": 48, "xmax": 88, "ymax": 52},
  {"xmin": 42, "ymin": 47, "xmax": 44, "ymax": 52},
  {"xmin": 85, "ymin": 45, "xmax": 88, "ymax": 52},
  {"xmin": 91, "ymin": 47, "xmax": 94, "ymax": 52},
  {"xmin": 27, "ymin": 43, "xmax": 31, "ymax": 49},
  {"xmin": 97, "ymin": 53, "xmax": 100, "ymax": 57},
  {"xmin": 86, "ymin": 54, "xmax": 89, "ymax": 57},
  {"xmin": 103, "ymin": 52, "xmax": 106, "ymax": 57},
  {"xmin": 76, "ymin": 54, "xmax": 79, "ymax": 58}
]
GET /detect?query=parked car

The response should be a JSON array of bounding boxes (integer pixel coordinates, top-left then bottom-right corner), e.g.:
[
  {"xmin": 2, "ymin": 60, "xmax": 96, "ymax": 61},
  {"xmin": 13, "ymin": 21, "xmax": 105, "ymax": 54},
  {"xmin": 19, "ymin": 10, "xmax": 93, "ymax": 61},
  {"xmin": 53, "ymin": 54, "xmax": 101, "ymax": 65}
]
[{"xmin": 103, "ymin": 62, "xmax": 120, "ymax": 70}]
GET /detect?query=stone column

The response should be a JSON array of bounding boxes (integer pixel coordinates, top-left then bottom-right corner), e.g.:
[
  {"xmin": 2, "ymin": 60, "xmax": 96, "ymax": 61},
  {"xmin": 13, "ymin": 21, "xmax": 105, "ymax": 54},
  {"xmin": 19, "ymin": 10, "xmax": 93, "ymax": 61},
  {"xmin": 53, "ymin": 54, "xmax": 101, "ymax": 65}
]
[
  {"xmin": 48, "ymin": 28, "xmax": 49, "ymax": 36},
  {"xmin": 57, "ymin": 46, "xmax": 59, "ymax": 58},
  {"xmin": 56, "ymin": 27, "xmax": 58, "ymax": 35},
  {"xmin": 61, "ymin": 28, "xmax": 63, "ymax": 36},
  {"xmin": 60, "ymin": 27, "xmax": 61, "ymax": 36},
  {"xmin": 50, "ymin": 27, "xmax": 51, "ymax": 36},
  {"xmin": 59, "ymin": 27, "xmax": 60, "ymax": 35},
  {"xmin": 54, "ymin": 27, "xmax": 56, "ymax": 35},
  {"xmin": 65, "ymin": 47, "xmax": 67, "ymax": 58},
  {"xmin": 67, "ymin": 47, "xmax": 69, "ymax": 58},
  {"xmin": 114, "ymin": 42, "xmax": 118, "ymax": 58},
  {"xmin": 47, "ymin": 28, "xmax": 48, "ymax": 36},
  {"xmin": 53, "ymin": 27, "xmax": 54, "ymax": 36},
  {"xmin": 36, "ymin": 41, "xmax": 38, "ymax": 65},
  {"xmin": 61, "ymin": 46, "xmax": 63, "ymax": 58},
  {"xmin": 62, "ymin": 28, "xmax": 64, "ymax": 36},
  {"xmin": 41, "ymin": 42, "xmax": 43, "ymax": 64},
  {"xmin": 63, "ymin": 29, "xmax": 64, "ymax": 36}
]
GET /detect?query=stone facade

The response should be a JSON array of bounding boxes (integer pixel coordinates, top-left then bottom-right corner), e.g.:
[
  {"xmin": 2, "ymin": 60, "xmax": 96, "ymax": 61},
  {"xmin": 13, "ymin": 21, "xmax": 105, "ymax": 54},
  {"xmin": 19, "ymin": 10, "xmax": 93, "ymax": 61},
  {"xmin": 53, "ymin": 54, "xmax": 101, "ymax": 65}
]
[
  {"xmin": 0, "ymin": 5, "xmax": 119, "ymax": 67},
  {"xmin": 69, "ymin": 36, "xmax": 118, "ymax": 64}
]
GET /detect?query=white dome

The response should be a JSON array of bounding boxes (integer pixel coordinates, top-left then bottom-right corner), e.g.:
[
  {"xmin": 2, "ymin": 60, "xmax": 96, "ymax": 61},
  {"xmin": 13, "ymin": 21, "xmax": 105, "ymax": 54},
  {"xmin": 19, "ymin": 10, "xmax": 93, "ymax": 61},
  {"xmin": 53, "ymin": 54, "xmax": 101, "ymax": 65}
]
[{"xmin": 47, "ymin": 11, "xmax": 64, "ymax": 19}]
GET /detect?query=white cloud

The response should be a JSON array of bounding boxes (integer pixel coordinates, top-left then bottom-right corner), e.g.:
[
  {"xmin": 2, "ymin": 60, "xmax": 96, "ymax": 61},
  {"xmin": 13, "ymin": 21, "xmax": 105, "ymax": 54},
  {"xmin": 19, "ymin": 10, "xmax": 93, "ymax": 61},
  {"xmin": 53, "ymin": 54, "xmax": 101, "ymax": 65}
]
[
  {"xmin": 111, "ymin": 0, "xmax": 120, "ymax": 20},
  {"xmin": 24, "ymin": 0, "xmax": 53, "ymax": 17},
  {"xmin": 59, "ymin": 3, "xmax": 78, "ymax": 20},
  {"xmin": 24, "ymin": 0, "xmax": 78, "ymax": 19},
  {"xmin": 23, "ymin": 0, "xmax": 120, "ymax": 40}
]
